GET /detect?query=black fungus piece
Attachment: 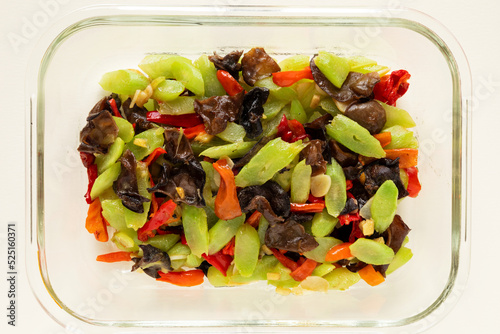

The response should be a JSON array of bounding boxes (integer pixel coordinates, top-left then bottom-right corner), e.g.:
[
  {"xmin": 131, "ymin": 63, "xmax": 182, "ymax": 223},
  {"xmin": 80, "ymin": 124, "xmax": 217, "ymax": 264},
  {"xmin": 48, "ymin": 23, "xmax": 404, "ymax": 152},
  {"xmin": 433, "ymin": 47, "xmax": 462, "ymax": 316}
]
[
  {"xmin": 346, "ymin": 261, "xmax": 367, "ymax": 273},
  {"xmin": 163, "ymin": 128, "xmax": 197, "ymax": 164},
  {"xmin": 239, "ymin": 87, "xmax": 270, "ymax": 139},
  {"xmin": 373, "ymin": 215, "xmax": 411, "ymax": 277},
  {"xmin": 241, "ymin": 47, "xmax": 281, "ymax": 86},
  {"xmin": 330, "ymin": 140, "xmax": 359, "ymax": 167},
  {"xmin": 243, "ymin": 195, "xmax": 284, "ymax": 224},
  {"xmin": 148, "ymin": 159, "xmax": 206, "ymax": 207},
  {"xmin": 339, "ymin": 197, "xmax": 359, "ymax": 216},
  {"xmin": 197, "ymin": 260, "xmax": 212, "ymax": 276},
  {"xmin": 131, "ymin": 245, "xmax": 172, "ymax": 279},
  {"xmin": 349, "ymin": 180, "xmax": 370, "ymax": 208},
  {"xmin": 148, "ymin": 128, "xmax": 206, "ymax": 207},
  {"xmin": 113, "ymin": 150, "xmax": 151, "ymax": 213},
  {"xmin": 265, "ymin": 219, "xmax": 319, "ymax": 253},
  {"xmin": 122, "ymin": 98, "xmax": 155, "ymax": 134},
  {"xmin": 209, "ymin": 50, "xmax": 243, "ymax": 80},
  {"xmin": 343, "ymin": 163, "xmax": 363, "ymax": 180},
  {"xmin": 330, "ymin": 223, "xmax": 353, "ymax": 243},
  {"xmin": 194, "ymin": 92, "xmax": 244, "ymax": 135},
  {"xmin": 310, "ymin": 55, "xmax": 380, "ymax": 103},
  {"xmin": 238, "ymin": 181, "xmax": 290, "ymax": 223},
  {"xmin": 78, "ymin": 98, "xmax": 119, "ymax": 154},
  {"xmin": 304, "ymin": 114, "xmax": 334, "ymax": 163},
  {"xmin": 234, "ymin": 136, "xmax": 272, "ymax": 168},
  {"xmin": 362, "ymin": 158, "xmax": 409, "ymax": 199},
  {"xmin": 300, "ymin": 139, "xmax": 327, "ymax": 176},
  {"xmin": 289, "ymin": 213, "xmax": 315, "ymax": 224},
  {"xmin": 344, "ymin": 100, "xmax": 386, "ymax": 135}
]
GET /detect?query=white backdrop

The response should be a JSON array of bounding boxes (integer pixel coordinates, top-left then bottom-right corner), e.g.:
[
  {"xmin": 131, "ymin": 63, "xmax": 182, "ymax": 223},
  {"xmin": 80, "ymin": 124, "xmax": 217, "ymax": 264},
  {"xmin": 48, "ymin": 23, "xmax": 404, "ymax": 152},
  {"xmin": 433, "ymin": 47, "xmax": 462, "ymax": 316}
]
[{"xmin": 0, "ymin": 0, "xmax": 498, "ymax": 333}]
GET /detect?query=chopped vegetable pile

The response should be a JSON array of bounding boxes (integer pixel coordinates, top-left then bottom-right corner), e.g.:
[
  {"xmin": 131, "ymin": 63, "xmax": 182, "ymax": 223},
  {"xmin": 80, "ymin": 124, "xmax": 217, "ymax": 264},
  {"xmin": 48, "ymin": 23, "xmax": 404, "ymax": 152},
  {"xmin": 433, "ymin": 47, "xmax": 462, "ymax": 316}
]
[{"xmin": 78, "ymin": 48, "xmax": 419, "ymax": 294}]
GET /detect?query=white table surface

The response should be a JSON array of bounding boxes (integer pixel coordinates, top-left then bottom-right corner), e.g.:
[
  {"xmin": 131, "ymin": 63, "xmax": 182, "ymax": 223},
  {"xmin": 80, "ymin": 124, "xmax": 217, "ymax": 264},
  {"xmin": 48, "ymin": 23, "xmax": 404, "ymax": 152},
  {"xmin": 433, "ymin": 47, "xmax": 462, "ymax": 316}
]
[{"xmin": 0, "ymin": 0, "xmax": 498, "ymax": 333}]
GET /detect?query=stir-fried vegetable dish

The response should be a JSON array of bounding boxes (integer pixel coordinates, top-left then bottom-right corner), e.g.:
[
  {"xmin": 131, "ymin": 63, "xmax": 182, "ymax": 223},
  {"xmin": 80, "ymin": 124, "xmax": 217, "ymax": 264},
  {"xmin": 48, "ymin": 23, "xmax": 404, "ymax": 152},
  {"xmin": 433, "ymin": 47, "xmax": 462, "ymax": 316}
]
[{"xmin": 78, "ymin": 48, "xmax": 420, "ymax": 294}]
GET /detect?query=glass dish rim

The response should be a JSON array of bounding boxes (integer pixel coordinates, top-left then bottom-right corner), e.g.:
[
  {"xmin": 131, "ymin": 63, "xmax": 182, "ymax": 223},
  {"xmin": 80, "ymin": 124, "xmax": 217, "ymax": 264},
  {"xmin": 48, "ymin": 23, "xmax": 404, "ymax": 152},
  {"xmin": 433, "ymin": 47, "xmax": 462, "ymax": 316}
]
[{"xmin": 25, "ymin": 4, "xmax": 472, "ymax": 333}]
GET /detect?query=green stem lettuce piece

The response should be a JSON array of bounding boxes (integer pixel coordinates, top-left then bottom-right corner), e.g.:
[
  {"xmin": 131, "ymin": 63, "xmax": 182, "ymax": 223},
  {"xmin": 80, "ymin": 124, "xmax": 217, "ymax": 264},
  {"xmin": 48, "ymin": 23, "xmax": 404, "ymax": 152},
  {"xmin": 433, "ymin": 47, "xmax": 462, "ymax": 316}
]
[
  {"xmin": 371, "ymin": 180, "xmax": 398, "ymax": 233},
  {"xmin": 158, "ymin": 96, "xmax": 196, "ymax": 115},
  {"xmin": 182, "ymin": 205, "xmax": 209, "ymax": 257},
  {"xmin": 200, "ymin": 141, "xmax": 256, "ymax": 159},
  {"xmin": 208, "ymin": 214, "xmax": 246, "ymax": 255},
  {"xmin": 290, "ymin": 159, "xmax": 312, "ymax": 204},
  {"xmin": 216, "ymin": 122, "xmax": 247, "ymax": 143},
  {"xmin": 171, "ymin": 60, "xmax": 205, "ymax": 96},
  {"xmin": 101, "ymin": 199, "xmax": 127, "ymax": 230},
  {"xmin": 234, "ymin": 224, "xmax": 260, "ymax": 277},
  {"xmin": 290, "ymin": 99, "xmax": 308, "ymax": 124},
  {"xmin": 311, "ymin": 209, "xmax": 338, "ymax": 237},
  {"xmin": 138, "ymin": 54, "xmax": 192, "ymax": 79},
  {"xmin": 379, "ymin": 101, "xmax": 416, "ymax": 129},
  {"xmin": 349, "ymin": 238, "xmax": 395, "ymax": 265},
  {"xmin": 326, "ymin": 114, "xmax": 386, "ymax": 158},
  {"xmin": 257, "ymin": 215, "xmax": 270, "ymax": 245},
  {"xmin": 323, "ymin": 267, "xmax": 360, "ymax": 290},
  {"xmin": 230, "ymin": 255, "xmax": 278, "ymax": 284},
  {"xmin": 168, "ymin": 242, "xmax": 191, "ymax": 270},
  {"xmin": 90, "ymin": 162, "xmax": 121, "ymax": 200},
  {"xmin": 153, "ymin": 79, "xmax": 185, "ymax": 102},
  {"xmin": 235, "ymin": 137, "xmax": 306, "ymax": 187},
  {"xmin": 194, "ymin": 54, "xmax": 226, "ymax": 97},
  {"xmin": 124, "ymin": 127, "xmax": 165, "ymax": 161},
  {"xmin": 95, "ymin": 137, "xmax": 125, "ymax": 174},
  {"xmin": 113, "ymin": 116, "xmax": 135, "ymax": 143},
  {"xmin": 312, "ymin": 263, "xmax": 335, "ymax": 277},
  {"xmin": 278, "ymin": 54, "xmax": 310, "ymax": 72},
  {"xmin": 314, "ymin": 51, "xmax": 350, "ymax": 88},
  {"xmin": 382, "ymin": 125, "xmax": 418, "ymax": 149},
  {"xmin": 99, "ymin": 69, "xmax": 149, "ymax": 96},
  {"xmin": 386, "ymin": 246, "xmax": 413, "ymax": 275},
  {"xmin": 324, "ymin": 158, "xmax": 346, "ymax": 217},
  {"xmin": 111, "ymin": 229, "xmax": 140, "ymax": 252},
  {"xmin": 146, "ymin": 234, "xmax": 180, "ymax": 253}
]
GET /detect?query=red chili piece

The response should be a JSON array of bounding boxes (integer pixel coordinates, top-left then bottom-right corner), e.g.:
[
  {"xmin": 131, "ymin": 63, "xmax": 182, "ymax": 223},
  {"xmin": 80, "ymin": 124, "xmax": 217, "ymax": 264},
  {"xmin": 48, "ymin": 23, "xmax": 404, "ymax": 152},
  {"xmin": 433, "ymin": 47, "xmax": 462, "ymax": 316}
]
[
  {"xmin": 202, "ymin": 251, "xmax": 233, "ymax": 276},
  {"xmin": 270, "ymin": 248, "xmax": 299, "ymax": 271},
  {"xmin": 108, "ymin": 98, "xmax": 122, "ymax": 118},
  {"xmin": 338, "ymin": 212, "xmax": 361, "ymax": 226},
  {"xmin": 216, "ymin": 70, "xmax": 245, "ymax": 96},
  {"xmin": 146, "ymin": 111, "xmax": 203, "ymax": 127},
  {"xmin": 307, "ymin": 194, "xmax": 325, "ymax": 204},
  {"xmin": 143, "ymin": 147, "xmax": 167, "ymax": 166},
  {"xmin": 272, "ymin": 66, "xmax": 314, "ymax": 87},
  {"xmin": 373, "ymin": 70, "xmax": 411, "ymax": 106},
  {"xmin": 137, "ymin": 200, "xmax": 177, "ymax": 242},
  {"xmin": 290, "ymin": 202, "xmax": 325, "ymax": 213},
  {"xmin": 276, "ymin": 115, "xmax": 310, "ymax": 143},
  {"xmin": 405, "ymin": 167, "xmax": 421, "ymax": 198}
]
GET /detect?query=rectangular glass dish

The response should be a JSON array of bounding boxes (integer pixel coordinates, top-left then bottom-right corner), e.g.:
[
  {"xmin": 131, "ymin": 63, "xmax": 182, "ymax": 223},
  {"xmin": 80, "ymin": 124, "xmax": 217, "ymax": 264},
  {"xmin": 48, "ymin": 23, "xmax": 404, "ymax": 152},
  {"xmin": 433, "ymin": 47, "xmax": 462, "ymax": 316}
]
[{"xmin": 26, "ymin": 4, "xmax": 471, "ymax": 333}]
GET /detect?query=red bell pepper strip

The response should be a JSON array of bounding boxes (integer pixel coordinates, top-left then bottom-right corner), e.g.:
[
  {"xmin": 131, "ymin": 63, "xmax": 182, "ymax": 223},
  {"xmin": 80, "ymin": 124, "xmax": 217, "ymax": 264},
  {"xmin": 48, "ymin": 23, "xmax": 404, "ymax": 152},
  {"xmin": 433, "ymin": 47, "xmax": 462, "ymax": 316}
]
[
  {"xmin": 143, "ymin": 147, "xmax": 167, "ymax": 166},
  {"xmin": 216, "ymin": 70, "xmax": 244, "ymax": 96},
  {"xmin": 85, "ymin": 198, "xmax": 108, "ymax": 242},
  {"xmin": 108, "ymin": 98, "xmax": 121, "ymax": 118},
  {"xmin": 405, "ymin": 167, "xmax": 421, "ymax": 198},
  {"xmin": 290, "ymin": 258, "xmax": 317, "ymax": 281},
  {"xmin": 137, "ymin": 200, "xmax": 177, "ymax": 242},
  {"xmin": 358, "ymin": 264, "xmax": 385, "ymax": 286},
  {"xmin": 325, "ymin": 242, "xmax": 353, "ymax": 262},
  {"xmin": 96, "ymin": 251, "xmax": 132, "ymax": 263},
  {"xmin": 156, "ymin": 270, "xmax": 205, "ymax": 287},
  {"xmin": 146, "ymin": 111, "xmax": 203, "ymax": 127},
  {"xmin": 213, "ymin": 159, "xmax": 242, "ymax": 220},
  {"xmin": 290, "ymin": 202, "xmax": 325, "ymax": 213},
  {"xmin": 202, "ymin": 251, "xmax": 233, "ymax": 276},
  {"xmin": 272, "ymin": 66, "xmax": 314, "ymax": 87},
  {"xmin": 373, "ymin": 69, "xmax": 411, "ymax": 106},
  {"xmin": 373, "ymin": 132, "xmax": 392, "ymax": 148},
  {"xmin": 307, "ymin": 194, "xmax": 325, "ymax": 204},
  {"xmin": 270, "ymin": 248, "xmax": 299, "ymax": 271},
  {"xmin": 222, "ymin": 237, "xmax": 235, "ymax": 256}
]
